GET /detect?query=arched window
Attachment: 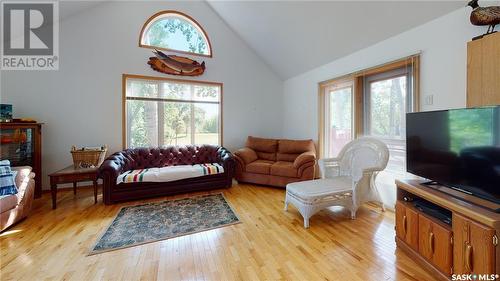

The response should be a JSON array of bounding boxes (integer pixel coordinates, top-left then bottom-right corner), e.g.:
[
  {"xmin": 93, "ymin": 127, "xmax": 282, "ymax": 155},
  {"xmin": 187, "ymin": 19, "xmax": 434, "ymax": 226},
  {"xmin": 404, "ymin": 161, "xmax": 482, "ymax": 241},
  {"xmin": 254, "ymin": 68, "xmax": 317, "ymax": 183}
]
[{"xmin": 139, "ymin": 11, "xmax": 212, "ymax": 57}]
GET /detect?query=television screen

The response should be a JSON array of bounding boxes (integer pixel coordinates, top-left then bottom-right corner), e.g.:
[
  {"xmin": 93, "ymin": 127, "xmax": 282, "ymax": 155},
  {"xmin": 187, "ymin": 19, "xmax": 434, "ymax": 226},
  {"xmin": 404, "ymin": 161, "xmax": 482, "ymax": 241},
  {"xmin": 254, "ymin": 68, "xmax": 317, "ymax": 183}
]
[{"xmin": 406, "ymin": 106, "xmax": 500, "ymax": 204}]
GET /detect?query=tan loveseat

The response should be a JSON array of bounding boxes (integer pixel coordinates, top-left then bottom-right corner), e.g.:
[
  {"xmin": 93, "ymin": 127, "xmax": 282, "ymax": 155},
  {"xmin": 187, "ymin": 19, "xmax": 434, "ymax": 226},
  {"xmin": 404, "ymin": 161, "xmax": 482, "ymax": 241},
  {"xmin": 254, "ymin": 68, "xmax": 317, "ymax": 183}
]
[{"xmin": 234, "ymin": 136, "xmax": 316, "ymax": 187}]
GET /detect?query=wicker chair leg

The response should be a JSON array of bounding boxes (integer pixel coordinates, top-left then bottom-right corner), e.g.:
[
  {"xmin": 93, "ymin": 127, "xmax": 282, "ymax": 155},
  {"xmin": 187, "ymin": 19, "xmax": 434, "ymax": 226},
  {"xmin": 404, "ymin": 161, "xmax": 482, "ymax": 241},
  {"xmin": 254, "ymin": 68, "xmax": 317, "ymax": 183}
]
[
  {"xmin": 298, "ymin": 205, "xmax": 316, "ymax": 228},
  {"xmin": 351, "ymin": 210, "xmax": 356, "ymax": 219},
  {"xmin": 304, "ymin": 217, "xmax": 310, "ymax": 228}
]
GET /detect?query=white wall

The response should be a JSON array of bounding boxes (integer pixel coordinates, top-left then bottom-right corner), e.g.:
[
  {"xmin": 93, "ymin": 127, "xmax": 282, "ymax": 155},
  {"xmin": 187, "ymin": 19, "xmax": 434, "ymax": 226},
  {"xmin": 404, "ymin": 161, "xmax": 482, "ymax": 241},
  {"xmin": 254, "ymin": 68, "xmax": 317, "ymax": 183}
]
[
  {"xmin": 283, "ymin": 7, "xmax": 483, "ymax": 140},
  {"xmin": 0, "ymin": 1, "xmax": 283, "ymax": 189},
  {"xmin": 282, "ymin": 7, "xmax": 484, "ymax": 207}
]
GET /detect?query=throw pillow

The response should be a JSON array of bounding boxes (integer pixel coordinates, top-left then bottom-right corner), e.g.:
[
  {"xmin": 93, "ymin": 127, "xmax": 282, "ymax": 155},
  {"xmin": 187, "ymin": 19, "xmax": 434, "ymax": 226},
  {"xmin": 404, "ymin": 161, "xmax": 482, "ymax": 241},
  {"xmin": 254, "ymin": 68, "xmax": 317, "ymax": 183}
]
[
  {"xmin": 0, "ymin": 160, "xmax": 11, "ymax": 174},
  {"xmin": 0, "ymin": 160, "xmax": 18, "ymax": 196}
]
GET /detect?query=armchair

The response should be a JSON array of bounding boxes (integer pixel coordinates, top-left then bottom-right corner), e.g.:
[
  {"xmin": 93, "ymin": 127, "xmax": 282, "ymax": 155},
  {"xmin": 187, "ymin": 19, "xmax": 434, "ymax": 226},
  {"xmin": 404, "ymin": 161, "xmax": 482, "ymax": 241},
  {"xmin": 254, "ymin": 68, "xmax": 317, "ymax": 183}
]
[
  {"xmin": 1, "ymin": 166, "xmax": 35, "ymax": 232},
  {"xmin": 318, "ymin": 137, "xmax": 389, "ymax": 213}
]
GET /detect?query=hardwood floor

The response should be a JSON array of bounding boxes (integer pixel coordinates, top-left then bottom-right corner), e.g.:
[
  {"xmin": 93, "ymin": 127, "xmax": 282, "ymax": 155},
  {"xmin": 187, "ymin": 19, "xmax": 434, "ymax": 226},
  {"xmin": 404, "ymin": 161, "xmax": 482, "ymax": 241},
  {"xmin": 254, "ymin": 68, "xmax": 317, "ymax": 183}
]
[{"xmin": 0, "ymin": 183, "xmax": 436, "ymax": 281}]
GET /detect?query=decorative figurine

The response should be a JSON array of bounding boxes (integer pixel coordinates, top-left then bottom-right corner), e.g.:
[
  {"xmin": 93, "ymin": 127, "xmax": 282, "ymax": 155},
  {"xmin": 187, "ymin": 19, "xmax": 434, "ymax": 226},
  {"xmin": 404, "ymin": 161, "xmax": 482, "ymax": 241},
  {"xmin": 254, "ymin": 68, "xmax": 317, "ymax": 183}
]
[{"xmin": 468, "ymin": 0, "xmax": 500, "ymax": 40}]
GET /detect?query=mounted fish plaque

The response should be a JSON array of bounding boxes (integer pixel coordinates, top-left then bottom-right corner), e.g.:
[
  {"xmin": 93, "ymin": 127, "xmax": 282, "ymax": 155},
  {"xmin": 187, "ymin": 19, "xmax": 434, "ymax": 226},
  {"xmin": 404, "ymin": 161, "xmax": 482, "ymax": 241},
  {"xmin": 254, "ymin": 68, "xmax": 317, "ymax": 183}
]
[{"xmin": 148, "ymin": 49, "xmax": 205, "ymax": 76}]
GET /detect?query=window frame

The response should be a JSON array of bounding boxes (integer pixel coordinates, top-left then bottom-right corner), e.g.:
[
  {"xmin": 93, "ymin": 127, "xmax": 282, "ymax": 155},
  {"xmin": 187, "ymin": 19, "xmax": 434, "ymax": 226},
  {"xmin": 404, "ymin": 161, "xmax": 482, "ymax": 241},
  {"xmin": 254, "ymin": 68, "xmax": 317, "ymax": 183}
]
[
  {"xmin": 363, "ymin": 66, "xmax": 413, "ymax": 140},
  {"xmin": 320, "ymin": 79, "xmax": 355, "ymax": 158},
  {"xmin": 138, "ymin": 10, "xmax": 213, "ymax": 58},
  {"xmin": 122, "ymin": 74, "xmax": 223, "ymax": 149},
  {"xmin": 318, "ymin": 54, "xmax": 420, "ymax": 159}
]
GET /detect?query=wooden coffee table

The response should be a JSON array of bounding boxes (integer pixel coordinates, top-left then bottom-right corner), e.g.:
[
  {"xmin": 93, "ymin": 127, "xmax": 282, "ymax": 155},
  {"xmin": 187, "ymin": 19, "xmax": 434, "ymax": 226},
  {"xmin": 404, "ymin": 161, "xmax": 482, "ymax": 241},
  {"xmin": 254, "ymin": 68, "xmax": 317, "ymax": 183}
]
[{"xmin": 49, "ymin": 165, "xmax": 99, "ymax": 209}]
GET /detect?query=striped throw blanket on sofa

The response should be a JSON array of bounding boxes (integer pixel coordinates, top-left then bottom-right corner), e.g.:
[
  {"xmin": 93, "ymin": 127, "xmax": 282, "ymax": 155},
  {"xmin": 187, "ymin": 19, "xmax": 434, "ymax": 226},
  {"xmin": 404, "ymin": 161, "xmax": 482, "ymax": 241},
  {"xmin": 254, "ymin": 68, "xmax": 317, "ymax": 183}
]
[{"xmin": 116, "ymin": 163, "xmax": 224, "ymax": 185}]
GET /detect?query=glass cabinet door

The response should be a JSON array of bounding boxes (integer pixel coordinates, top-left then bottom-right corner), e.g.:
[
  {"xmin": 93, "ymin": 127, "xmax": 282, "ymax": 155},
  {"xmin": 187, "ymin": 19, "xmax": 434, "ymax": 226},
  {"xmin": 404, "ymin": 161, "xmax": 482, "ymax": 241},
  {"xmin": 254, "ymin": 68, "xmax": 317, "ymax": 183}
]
[{"xmin": 0, "ymin": 127, "xmax": 34, "ymax": 166}]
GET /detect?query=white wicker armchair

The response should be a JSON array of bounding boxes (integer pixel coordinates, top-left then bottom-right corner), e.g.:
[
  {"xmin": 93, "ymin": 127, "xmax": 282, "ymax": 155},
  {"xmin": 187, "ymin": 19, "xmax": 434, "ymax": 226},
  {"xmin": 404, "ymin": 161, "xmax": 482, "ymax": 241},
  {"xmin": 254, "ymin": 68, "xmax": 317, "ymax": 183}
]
[
  {"xmin": 284, "ymin": 137, "xmax": 389, "ymax": 228},
  {"xmin": 318, "ymin": 137, "xmax": 389, "ymax": 216}
]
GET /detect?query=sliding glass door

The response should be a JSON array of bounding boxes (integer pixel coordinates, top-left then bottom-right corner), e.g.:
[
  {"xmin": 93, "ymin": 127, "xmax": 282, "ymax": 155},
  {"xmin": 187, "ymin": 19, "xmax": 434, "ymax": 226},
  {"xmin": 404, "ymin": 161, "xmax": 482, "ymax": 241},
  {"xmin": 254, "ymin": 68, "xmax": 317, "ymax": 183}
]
[
  {"xmin": 363, "ymin": 67, "xmax": 413, "ymax": 176},
  {"xmin": 323, "ymin": 81, "xmax": 354, "ymax": 157}
]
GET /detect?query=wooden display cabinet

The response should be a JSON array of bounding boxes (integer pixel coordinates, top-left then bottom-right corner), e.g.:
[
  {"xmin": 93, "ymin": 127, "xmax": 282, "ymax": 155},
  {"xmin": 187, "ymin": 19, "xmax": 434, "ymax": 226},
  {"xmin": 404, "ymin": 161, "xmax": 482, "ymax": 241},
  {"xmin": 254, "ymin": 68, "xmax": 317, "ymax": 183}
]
[
  {"xmin": 0, "ymin": 122, "xmax": 42, "ymax": 198},
  {"xmin": 395, "ymin": 180, "xmax": 500, "ymax": 280},
  {"xmin": 467, "ymin": 32, "xmax": 500, "ymax": 107}
]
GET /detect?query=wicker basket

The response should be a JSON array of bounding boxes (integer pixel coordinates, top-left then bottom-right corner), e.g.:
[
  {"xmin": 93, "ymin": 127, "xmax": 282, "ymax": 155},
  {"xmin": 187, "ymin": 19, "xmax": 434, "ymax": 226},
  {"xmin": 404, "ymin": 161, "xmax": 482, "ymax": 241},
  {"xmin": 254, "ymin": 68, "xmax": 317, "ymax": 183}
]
[{"xmin": 71, "ymin": 145, "xmax": 107, "ymax": 169}]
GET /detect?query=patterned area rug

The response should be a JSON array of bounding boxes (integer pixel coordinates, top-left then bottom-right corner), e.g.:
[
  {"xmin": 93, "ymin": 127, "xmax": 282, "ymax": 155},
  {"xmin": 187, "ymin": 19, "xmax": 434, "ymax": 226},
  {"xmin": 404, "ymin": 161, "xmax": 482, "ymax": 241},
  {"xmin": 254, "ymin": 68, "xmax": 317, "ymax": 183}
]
[{"xmin": 90, "ymin": 194, "xmax": 240, "ymax": 255}]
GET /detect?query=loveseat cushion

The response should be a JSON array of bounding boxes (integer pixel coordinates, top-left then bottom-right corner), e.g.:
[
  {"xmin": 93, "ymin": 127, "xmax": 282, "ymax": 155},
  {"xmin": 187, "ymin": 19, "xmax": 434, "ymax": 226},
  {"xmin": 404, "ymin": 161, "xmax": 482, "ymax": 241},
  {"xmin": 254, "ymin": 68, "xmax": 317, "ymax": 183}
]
[
  {"xmin": 278, "ymin": 139, "xmax": 315, "ymax": 154},
  {"xmin": 246, "ymin": 160, "xmax": 274, "ymax": 175},
  {"xmin": 276, "ymin": 153, "xmax": 300, "ymax": 162},
  {"xmin": 277, "ymin": 139, "xmax": 315, "ymax": 163},
  {"xmin": 270, "ymin": 161, "xmax": 297, "ymax": 178},
  {"xmin": 256, "ymin": 152, "xmax": 276, "ymax": 161},
  {"xmin": 246, "ymin": 136, "xmax": 278, "ymax": 153}
]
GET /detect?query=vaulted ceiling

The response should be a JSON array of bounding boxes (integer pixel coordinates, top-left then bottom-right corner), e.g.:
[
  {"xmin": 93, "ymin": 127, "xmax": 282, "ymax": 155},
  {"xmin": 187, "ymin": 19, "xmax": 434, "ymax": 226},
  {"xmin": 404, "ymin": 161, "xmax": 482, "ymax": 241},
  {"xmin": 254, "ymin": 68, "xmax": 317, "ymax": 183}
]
[
  {"xmin": 207, "ymin": 1, "xmax": 464, "ymax": 80},
  {"xmin": 60, "ymin": 1, "xmax": 104, "ymax": 20}
]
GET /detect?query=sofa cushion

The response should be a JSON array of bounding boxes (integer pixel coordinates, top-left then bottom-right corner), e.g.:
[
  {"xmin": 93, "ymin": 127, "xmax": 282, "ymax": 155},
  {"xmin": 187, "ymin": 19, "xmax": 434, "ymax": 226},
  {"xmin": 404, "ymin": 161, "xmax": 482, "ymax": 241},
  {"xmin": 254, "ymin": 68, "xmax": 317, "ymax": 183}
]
[
  {"xmin": 116, "ymin": 163, "xmax": 224, "ymax": 184},
  {"xmin": 246, "ymin": 136, "xmax": 278, "ymax": 153},
  {"xmin": 246, "ymin": 160, "xmax": 274, "ymax": 175},
  {"xmin": 0, "ymin": 194, "xmax": 17, "ymax": 213},
  {"xmin": 278, "ymin": 139, "xmax": 315, "ymax": 154},
  {"xmin": 271, "ymin": 161, "xmax": 297, "ymax": 178}
]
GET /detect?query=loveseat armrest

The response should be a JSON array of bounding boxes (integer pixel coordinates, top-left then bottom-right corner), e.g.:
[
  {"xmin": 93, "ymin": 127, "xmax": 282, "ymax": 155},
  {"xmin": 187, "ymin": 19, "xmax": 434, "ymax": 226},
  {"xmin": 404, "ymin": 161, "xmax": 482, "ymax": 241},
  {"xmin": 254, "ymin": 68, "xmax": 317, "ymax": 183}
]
[
  {"xmin": 234, "ymin": 147, "xmax": 258, "ymax": 164},
  {"xmin": 293, "ymin": 151, "xmax": 316, "ymax": 168}
]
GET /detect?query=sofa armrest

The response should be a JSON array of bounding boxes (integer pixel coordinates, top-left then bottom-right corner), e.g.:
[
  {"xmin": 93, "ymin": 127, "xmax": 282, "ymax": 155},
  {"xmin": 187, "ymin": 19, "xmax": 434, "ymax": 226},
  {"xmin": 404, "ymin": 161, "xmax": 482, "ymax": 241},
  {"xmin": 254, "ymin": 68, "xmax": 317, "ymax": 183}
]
[
  {"xmin": 216, "ymin": 147, "xmax": 236, "ymax": 184},
  {"xmin": 293, "ymin": 151, "xmax": 316, "ymax": 168},
  {"xmin": 98, "ymin": 153, "xmax": 128, "ymax": 180},
  {"xmin": 216, "ymin": 146, "xmax": 234, "ymax": 167},
  {"xmin": 233, "ymin": 147, "xmax": 258, "ymax": 164}
]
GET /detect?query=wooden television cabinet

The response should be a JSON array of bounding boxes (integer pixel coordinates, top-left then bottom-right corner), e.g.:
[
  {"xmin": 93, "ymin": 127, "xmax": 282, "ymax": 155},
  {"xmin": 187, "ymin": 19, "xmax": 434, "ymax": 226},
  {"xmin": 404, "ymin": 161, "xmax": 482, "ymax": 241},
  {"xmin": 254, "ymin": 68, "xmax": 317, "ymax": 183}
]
[{"xmin": 395, "ymin": 179, "xmax": 500, "ymax": 280}]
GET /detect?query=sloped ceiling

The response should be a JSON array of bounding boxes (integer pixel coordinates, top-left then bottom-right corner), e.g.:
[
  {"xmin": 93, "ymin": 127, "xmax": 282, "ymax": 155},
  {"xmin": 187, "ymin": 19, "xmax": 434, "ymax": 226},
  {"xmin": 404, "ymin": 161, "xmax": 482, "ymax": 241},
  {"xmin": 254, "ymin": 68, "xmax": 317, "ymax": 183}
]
[
  {"xmin": 60, "ymin": 1, "xmax": 104, "ymax": 20},
  {"xmin": 208, "ymin": 1, "xmax": 464, "ymax": 80}
]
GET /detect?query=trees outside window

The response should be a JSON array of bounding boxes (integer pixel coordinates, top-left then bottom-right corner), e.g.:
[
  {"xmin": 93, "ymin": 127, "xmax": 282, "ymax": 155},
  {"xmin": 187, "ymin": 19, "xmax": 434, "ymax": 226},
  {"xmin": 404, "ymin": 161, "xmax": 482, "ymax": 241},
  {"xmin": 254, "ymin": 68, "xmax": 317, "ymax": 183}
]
[
  {"xmin": 140, "ymin": 11, "xmax": 212, "ymax": 57},
  {"xmin": 124, "ymin": 76, "xmax": 221, "ymax": 148},
  {"xmin": 363, "ymin": 67, "xmax": 413, "ymax": 176}
]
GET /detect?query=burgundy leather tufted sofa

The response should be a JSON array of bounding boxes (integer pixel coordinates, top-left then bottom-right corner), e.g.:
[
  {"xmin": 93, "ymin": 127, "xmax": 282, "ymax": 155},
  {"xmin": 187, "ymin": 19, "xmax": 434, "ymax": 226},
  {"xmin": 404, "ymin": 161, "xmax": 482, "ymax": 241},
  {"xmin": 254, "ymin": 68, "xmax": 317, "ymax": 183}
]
[{"xmin": 98, "ymin": 145, "xmax": 235, "ymax": 204}]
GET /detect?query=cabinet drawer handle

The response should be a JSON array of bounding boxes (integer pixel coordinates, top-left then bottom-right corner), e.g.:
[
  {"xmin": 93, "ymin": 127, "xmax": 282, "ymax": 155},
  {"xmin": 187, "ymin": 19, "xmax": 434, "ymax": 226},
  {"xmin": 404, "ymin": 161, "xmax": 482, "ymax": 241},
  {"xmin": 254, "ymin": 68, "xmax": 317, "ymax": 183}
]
[
  {"xmin": 465, "ymin": 243, "xmax": 473, "ymax": 272},
  {"xmin": 429, "ymin": 232, "xmax": 435, "ymax": 254},
  {"xmin": 403, "ymin": 215, "xmax": 407, "ymax": 235}
]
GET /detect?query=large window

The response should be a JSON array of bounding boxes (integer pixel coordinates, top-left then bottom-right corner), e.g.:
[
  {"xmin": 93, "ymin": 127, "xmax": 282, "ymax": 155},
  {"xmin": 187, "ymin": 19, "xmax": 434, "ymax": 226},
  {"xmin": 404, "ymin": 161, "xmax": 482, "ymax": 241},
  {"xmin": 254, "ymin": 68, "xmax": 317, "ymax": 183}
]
[
  {"xmin": 139, "ymin": 11, "xmax": 212, "ymax": 57},
  {"xmin": 319, "ymin": 55, "xmax": 420, "ymax": 207},
  {"xmin": 123, "ymin": 75, "xmax": 222, "ymax": 148}
]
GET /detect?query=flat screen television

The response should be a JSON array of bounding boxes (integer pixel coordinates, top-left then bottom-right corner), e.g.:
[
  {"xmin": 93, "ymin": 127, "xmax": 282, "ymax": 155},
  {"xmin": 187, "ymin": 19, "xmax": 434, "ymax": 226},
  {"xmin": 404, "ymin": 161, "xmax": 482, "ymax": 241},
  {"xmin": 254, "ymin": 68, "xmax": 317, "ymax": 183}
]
[{"xmin": 406, "ymin": 106, "xmax": 500, "ymax": 205}]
